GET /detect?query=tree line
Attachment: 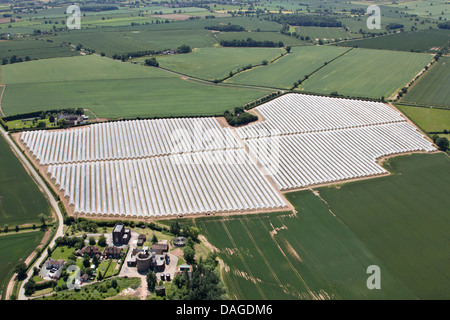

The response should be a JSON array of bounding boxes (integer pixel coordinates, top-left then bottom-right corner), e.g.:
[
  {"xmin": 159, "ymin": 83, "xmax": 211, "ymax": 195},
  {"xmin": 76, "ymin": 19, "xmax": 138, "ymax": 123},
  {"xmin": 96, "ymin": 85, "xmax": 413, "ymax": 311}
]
[{"xmin": 220, "ymin": 38, "xmax": 284, "ymax": 48}]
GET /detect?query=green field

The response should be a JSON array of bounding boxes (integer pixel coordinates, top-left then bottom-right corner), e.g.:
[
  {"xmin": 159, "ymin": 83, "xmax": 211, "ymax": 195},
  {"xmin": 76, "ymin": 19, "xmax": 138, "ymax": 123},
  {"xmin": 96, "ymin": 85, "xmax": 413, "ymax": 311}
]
[
  {"xmin": 401, "ymin": 56, "xmax": 450, "ymax": 107},
  {"xmin": 0, "ymin": 134, "xmax": 51, "ymax": 226},
  {"xmin": 0, "ymin": 38, "xmax": 79, "ymax": 62},
  {"xmin": 317, "ymin": 153, "xmax": 450, "ymax": 299},
  {"xmin": 0, "ymin": 55, "xmax": 273, "ymax": 118},
  {"xmin": 194, "ymin": 152, "xmax": 450, "ymax": 299},
  {"xmin": 227, "ymin": 45, "xmax": 348, "ymax": 89},
  {"xmin": 301, "ymin": 48, "xmax": 433, "ymax": 98},
  {"xmin": 336, "ymin": 29, "xmax": 450, "ymax": 53},
  {"xmin": 0, "ymin": 231, "xmax": 45, "ymax": 300},
  {"xmin": 396, "ymin": 104, "xmax": 450, "ymax": 132},
  {"xmin": 155, "ymin": 47, "xmax": 285, "ymax": 80},
  {"xmin": 195, "ymin": 197, "xmax": 416, "ymax": 300}
]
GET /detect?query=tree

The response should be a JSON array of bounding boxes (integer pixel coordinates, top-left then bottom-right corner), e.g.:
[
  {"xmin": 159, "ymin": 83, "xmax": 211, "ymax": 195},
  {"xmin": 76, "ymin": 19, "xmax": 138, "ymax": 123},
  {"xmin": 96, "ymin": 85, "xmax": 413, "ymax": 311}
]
[
  {"xmin": 436, "ymin": 137, "xmax": 449, "ymax": 151},
  {"xmin": 183, "ymin": 246, "xmax": 196, "ymax": 265},
  {"xmin": 14, "ymin": 263, "xmax": 28, "ymax": 281},
  {"xmin": 3, "ymin": 224, "xmax": 8, "ymax": 233},
  {"xmin": 24, "ymin": 279, "xmax": 36, "ymax": 296},
  {"xmin": 286, "ymin": 45, "xmax": 292, "ymax": 53},
  {"xmin": 98, "ymin": 235, "xmax": 107, "ymax": 247},
  {"xmin": 39, "ymin": 213, "xmax": 47, "ymax": 227},
  {"xmin": 89, "ymin": 237, "xmax": 96, "ymax": 246},
  {"xmin": 178, "ymin": 44, "xmax": 191, "ymax": 53},
  {"xmin": 151, "ymin": 234, "xmax": 158, "ymax": 244},
  {"xmin": 147, "ymin": 270, "xmax": 157, "ymax": 292},
  {"xmin": 83, "ymin": 255, "xmax": 90, "ymax": 268},
  {"xmin": 188, "ymin": 227, "xmax": 199, "ymax": 241},
  {"xmin": 145, "ymin": 57, "xmax": 159, "ymax": 67},
  {"xmin": 170, "ymin": 221, "xmax": 181, "ymax": 236}
]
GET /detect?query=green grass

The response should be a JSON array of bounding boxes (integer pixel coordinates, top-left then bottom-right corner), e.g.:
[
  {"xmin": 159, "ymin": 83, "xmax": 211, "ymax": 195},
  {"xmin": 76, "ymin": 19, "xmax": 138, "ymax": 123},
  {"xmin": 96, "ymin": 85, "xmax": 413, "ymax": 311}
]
[
  {"xmin": 227, "ymin": 45, "xmax": 348, "ymax": 89},
  {"xmin": 154, "ymin": 47, "xmax": 285, "ymax": 80},
  {"xmin": 301, "ymin": 48, "xmax": 433, "ymax": 98},
  {"xmin": 317, "ymin": 153, "xmax": 450, "ymax": 299},
  {"xmin": 0, "ymin": 231, "xmax": 45, "ymax": 300},
  {"xmin": 396, "ymin": 104, "xmax": 450, "ymax": 132},
  {"xmin": 0, "ymin": 134, "xmax": 51, "ymax": 226},
  {"xmin": 0, "ymin": 55, "xmax": 273, "ymax": 118},
  {"xmin": 401, "ymin": 56, "xmax": 450, "ymax": 108}
]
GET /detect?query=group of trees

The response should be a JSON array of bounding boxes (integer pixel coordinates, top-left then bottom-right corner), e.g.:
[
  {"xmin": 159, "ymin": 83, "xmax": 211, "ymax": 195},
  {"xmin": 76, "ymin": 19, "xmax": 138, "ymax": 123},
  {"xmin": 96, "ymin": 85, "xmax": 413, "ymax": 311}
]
[
  {"xmin": 432, "ymin": 134, "xmax": 449, "ymax": 151},
  {"xmin": 224, "ymin": 106, "xmax": 258, "ymax": 126},
  {"xmin": 1, "ymin": 55, "xmax": 31, "ymax": 65},
  {"xmin": 205, "ymin": 24, "xmax": 245, "ymax": 32},
  {"xmin": 220, "ymin": 38, "xmax": 284, "ymax": 48},
  {"xmin": 168, "ymin": 252, "xmax": 226, "ymax": 300},
  {"xmin": 270, "ymin": 13, "xmax": 343, "ymax": 28}
]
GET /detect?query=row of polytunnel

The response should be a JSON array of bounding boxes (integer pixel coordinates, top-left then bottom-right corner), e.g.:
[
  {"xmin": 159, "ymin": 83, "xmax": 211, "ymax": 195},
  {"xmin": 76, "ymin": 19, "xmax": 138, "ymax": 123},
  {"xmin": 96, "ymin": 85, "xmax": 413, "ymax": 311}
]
[
  {"xmin": 236, "ymin": 93, "xmax": 407, "ymax": 139},
  {"xmin": 46, "ymin": 149, "xmax": 287, "ymax": 217},
  {"xmin": 245, "ymin": 122, "xmax": 435, "ymax": 190},
  {"xmin": 21, "ymin": 117, "xmax": 240, "ymax": 165}
]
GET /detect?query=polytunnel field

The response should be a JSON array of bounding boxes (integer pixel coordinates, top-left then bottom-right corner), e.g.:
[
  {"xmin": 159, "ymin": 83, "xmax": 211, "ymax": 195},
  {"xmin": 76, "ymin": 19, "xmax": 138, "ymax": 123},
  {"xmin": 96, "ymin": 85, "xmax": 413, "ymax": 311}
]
[
  {"xmin": 237, "ymin": 94, "xmax": 435, "ymax": 190},
  {"xmin": 17, "ymin": 93, "xmax": 436, "ymax": 219},
  {"xmin": 18, "ymin": 117, "xmax": 288, "ymax": 218}
]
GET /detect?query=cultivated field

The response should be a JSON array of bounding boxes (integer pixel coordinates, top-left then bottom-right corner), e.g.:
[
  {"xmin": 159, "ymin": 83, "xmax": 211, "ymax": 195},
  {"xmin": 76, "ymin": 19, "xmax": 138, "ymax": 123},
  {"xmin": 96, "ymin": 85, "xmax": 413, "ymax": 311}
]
[
  {"xmin": 154, "ymin": 47, "xmax": 285, "ymax": 81},
  {"xmin": 195, "ymin": 196, "xmax": 416, "ymax": 299},
  {"xmin": 0, "ymin": 55, "xmax": 273, "ymax": 118},
  {"xmin": 227, "ymin": 46, "xmax": 348, "ymax": 89},
  {"xmin": 0, "ymin": 134, "xmax": 51, "ymax": 226},
  {"xmin": 336, "ymin": 29, "xmax": 450, "ymax": 53},
  {"xmin": 0, "ymin": 38, "xmax": 79, "ymax": 61},
  {"xmin": 195, "ymin": 152, "xmax": 449, "ymax": 300},
  {"xmin": 301, "ymin": 48, "xmax": 433, "ymax": 98},
  {"xmin": 0, "ymin": 231, "xmax": 46, "ymax": 300},
  {"xmin": 396, "ymin": 104, "xmax": 450, "ymax": 133},
  {"xmin": 317, "ymin": 153, "xmax": 450, "ymax": 299},
  {"xmin": 235, "ymin": 94, "xmax": 434, "ymax": 190},
  {"xmin": 401, "ymin": 56, "xmax": 450, "ymax": 108}
]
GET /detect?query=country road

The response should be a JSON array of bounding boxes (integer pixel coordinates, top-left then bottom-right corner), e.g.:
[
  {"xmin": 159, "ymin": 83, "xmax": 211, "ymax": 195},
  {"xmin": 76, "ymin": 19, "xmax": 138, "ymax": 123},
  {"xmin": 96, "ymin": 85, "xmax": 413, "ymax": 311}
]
[{"xmin": 0, "ymin": 127, "xmax": 64, "ymax": 300}]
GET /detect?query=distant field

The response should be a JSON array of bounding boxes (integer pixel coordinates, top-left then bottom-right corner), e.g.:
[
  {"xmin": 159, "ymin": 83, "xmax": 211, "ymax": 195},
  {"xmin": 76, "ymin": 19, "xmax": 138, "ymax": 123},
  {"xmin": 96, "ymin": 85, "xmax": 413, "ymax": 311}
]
[
  {"xmin": 318, "ymin": 153, "xmax": 450, "ymax": 299},
  {"xmin": 294, "ymin": 26, "xmax": 362, "ymax": 42},
  {"xmin": 0, "ymin": 55, "xmax": 273, "ymax": 118},
  {"xmin": 227, "ymin": 45, "xmax": 348, "ymax": 89},
  {"xmin": 396, "ymin": 104, "xmax": 450, "ymax": 132},
  {"xmin": 401, "ymin": 56, "xmax": 450, "ymax": 107},
  {"xmin": 0, "ymin": 231, "xmax": 45, "ymax": 300},
  {"xmin": 155, "ymin": 47, "xmax": 285, "ymax": 80},
  {"xmin": 336, "ymin": 29, "xmax": 450, "ymax": 53},
  {"xmin": 301, "ymin": 48, "xmax": 433, "ymax": 98},
  {"xmin": 0, "ymin": 134, "xmax": 51, "ymax": 226},
  {"xmin": 0, "ymin": 38, "xmax": 79, "ymax": 61}
]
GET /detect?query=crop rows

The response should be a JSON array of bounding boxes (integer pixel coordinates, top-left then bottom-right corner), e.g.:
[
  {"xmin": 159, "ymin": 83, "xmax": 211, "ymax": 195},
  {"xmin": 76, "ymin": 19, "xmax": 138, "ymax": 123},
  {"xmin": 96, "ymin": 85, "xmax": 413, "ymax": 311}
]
[
  {"xmin": 246, "ymin": 122, "xmax": 435, "ymax": 190},
  {"xmin": 46, "ymin": 149, "xmax": 287, "ymax": 217},
  {"xmin": 21, "ymin": 118, "xmax": 239, "ymax": 165}
]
